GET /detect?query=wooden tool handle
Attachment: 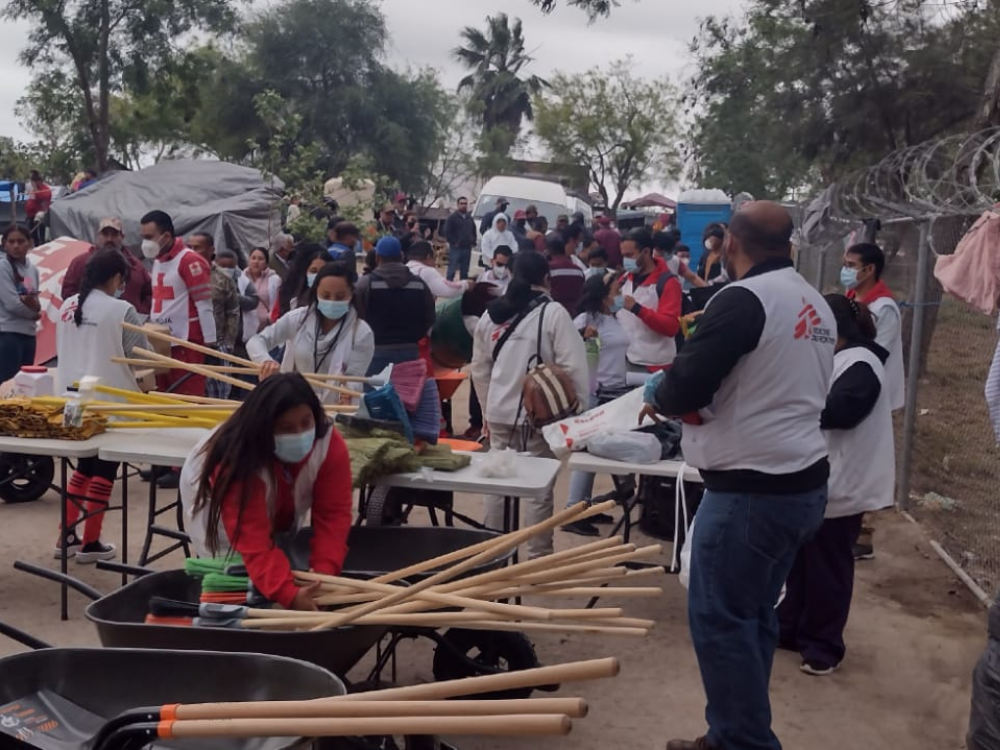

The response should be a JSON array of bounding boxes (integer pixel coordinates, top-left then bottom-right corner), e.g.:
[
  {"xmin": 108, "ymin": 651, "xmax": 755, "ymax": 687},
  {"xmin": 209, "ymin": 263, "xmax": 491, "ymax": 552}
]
[
  {"xmin": 125, "ymin": 322, "xmax": 256, "ymax": 368},
  {"xmin": 175, "ymin": 697, "xmax": 588, "ymax": 721},
  {"xmin": 335, "ymin": 657, "xmax": 619, "ymax": 702},
  {"xmin": 133, "ymin": 347, "xmax": 254, "ymax": 392},
  {"xmin": 166, "ymin": 714, "xmax": 572, "ymax": 739}
]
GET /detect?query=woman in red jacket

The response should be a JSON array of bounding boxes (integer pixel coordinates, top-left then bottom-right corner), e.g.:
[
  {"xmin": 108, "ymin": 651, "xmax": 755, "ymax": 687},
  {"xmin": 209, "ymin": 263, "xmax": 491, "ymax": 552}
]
[{"xmin": 181, "ymin": 372, "xmax": 353, "ymax": 611}]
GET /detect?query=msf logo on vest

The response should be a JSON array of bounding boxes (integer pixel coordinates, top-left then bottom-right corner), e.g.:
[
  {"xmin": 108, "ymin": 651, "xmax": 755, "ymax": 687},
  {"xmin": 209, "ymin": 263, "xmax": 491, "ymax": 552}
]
[{"xmin": 794, "ymin": 299, "xmax": 835, "ymax": 345}]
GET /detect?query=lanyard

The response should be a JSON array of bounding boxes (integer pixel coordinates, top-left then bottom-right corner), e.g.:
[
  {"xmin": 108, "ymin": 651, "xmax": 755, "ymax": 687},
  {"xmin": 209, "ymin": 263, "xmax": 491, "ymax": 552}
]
[{"xmin": 313, "ymin": 313, "xmax": 346, "ymax": 373}]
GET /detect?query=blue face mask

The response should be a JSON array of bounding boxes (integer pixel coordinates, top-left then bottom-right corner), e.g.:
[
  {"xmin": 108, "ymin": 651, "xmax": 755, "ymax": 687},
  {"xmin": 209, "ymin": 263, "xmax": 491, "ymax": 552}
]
[
  {"xmin": 274, "ymin": 428, "xmax": 315, "ymax": 464},
  {"xmin": 610, "ymin": 294, "xmax": 624, "ymax": 313},
  {"xmin": 840, "ymin": 266, "xmax": 859, "ymax": 290},
  {"xmin": 113, "ymin": 286, "xmax": 125, "ymax": 299},
  {"xmin": 622, "ymin": 257, "xmax": 638, "ymax": 273},
  {"xmin": 318, "ymin": 299, "xmax": 350, "ymax": 320},
  {"xmin": 306, "ymin": 272, "xmax": 318, "ymax": 288}
]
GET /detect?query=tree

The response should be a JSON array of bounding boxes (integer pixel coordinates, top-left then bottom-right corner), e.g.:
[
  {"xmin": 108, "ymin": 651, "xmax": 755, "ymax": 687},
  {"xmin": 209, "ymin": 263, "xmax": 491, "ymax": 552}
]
[
  {"xmin": 453, "ymin": 13, "xmax": 547, "ymax": 154},
  {"xmin": 3, "ymin": 0, "xmax": 239, "ymax": 172},
  {"xmin": 689, "ymin": 0, "xmax": 1000, "ymax": 198},
  {"xmin": 531, "ymin": 0, "xmax": 620, "ymax": 21},
  {"xmin": 533, "ymin": 60, "xmax": 680, "ymax": 211}
]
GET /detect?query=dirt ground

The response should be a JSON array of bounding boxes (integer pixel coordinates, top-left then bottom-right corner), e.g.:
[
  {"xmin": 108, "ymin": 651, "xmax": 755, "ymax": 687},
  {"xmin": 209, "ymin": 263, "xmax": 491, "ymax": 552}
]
[{"xmin": 0, "ymin": 380, "xmax": 990, "ymax": 750}]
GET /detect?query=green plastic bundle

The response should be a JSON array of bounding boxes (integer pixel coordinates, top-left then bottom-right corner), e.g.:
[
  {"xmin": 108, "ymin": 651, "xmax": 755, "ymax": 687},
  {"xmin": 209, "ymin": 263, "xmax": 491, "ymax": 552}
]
[
  {"xmin": 201, "ymin": 572, "xmax": 251, "ymax": 593},
  {"xmin": 184, "ymin": 554, "xmax": 243, "ymax": 578}
]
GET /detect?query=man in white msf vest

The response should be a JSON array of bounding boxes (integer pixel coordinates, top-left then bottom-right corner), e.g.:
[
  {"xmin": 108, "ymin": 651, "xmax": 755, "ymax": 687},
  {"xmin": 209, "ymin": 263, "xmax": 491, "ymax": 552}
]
[
  {"xmin": 647, "ymin": 202, "xmax": 835, "ymax": 750},
  {"xmin": 140, "ymin": 210, "xmax": 216, "ymax": 396}
]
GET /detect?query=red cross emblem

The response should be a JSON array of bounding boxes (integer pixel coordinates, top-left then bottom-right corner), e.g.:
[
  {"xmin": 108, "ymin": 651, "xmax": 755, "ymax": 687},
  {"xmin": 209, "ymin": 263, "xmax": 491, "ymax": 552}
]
[{"xmin": 152, "ymin": 272, "xmax": 175, "ymax": 314}]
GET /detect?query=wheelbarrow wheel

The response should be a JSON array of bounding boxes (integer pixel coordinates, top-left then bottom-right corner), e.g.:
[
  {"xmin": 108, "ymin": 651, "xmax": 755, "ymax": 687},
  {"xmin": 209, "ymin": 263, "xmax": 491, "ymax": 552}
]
[
  {"xmin": 431, "ymin": 628, "xmax": 540, "ymax": 699},
  {"xmin": 0, "ymin": 453, "xmax": 54, "ymax": 504},
  {"xmin": 364, "ymin": 486, "xmax": 407, "ymax": 527}
]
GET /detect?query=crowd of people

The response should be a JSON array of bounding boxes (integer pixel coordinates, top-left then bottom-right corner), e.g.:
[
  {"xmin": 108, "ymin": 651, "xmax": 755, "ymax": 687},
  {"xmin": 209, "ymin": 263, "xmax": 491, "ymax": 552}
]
[{"xmin": 0, "ymin": 190, "xmax": 911, "ymax": 750}]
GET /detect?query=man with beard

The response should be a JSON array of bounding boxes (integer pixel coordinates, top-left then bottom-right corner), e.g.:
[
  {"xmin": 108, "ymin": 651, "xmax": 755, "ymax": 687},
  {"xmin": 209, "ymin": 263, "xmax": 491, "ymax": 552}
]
[{"xmin": 62, "ymin": 217, "xmax": 152, "ymax": 315}]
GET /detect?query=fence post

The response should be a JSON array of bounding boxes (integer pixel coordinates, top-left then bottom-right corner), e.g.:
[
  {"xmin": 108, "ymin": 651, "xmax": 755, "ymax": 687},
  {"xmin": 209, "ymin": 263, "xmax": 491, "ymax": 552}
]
[{"xmin": 897, "ymin": 219, "xmax": 931, "ymax": 511}]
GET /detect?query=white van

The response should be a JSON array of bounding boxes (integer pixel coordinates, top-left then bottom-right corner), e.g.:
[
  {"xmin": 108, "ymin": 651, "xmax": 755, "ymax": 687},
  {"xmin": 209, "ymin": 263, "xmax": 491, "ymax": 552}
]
[{"xmin": 473, "ymin": 176, "xmax": 592, "ymax": 229}]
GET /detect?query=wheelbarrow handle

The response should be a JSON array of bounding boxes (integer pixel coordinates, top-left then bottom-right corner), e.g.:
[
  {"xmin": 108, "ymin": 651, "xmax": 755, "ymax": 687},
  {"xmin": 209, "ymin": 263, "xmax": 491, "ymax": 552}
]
[
  {"xmin": 0, "ymin": 619, "xmax": 51, "ymax": 650},
  {"xmin": 96, "ymin": 560, "xmax": 154, "ymax": 578},
  {"xmin": 13, "ymin": 560, "xmax": 104, "ymax": 601}
]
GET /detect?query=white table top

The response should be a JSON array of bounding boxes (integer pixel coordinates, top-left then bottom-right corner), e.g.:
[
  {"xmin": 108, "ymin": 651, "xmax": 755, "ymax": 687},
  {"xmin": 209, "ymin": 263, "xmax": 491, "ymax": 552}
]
[
  {"xmin": 568, "ymin": 451, "xmax": 703, "ymax": 482},
  {"xmin": 0, "ymin": 433, "xmax": 111, "ymax": 459},
  {"xmin": 97, "ymin": 427, "xmax": 210, "ymax": 466},
  {"xmin": 374, "ymin": 452, "xmax": 562, "ymax": 499}
]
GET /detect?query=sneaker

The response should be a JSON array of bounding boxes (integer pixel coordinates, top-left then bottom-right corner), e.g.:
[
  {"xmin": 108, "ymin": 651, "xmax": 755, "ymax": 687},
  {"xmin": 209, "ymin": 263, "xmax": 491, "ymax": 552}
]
[
  {"xmin": 667, "ymin": 738, "xmax": 714, "ymax": 750},
  {"xmin": 800, "ymin": 660, "xmax": 840, "ymax": 676},
  {"xmin": 589, "ymin": 512, "xmax": 615, "ymax": 525},
  {"xmin": 75, "ymin": 541, "xmax": 117, "ymax": 564},
  {"xmin": 853, "ymin": 542, "xmax": 875, "ymax": 560},
  {"xmin": 139, "ymin": 466, "xmax": 166, "ymax": 482},
  {"xmin": 156, "ymin": 471, "xmax": 180, "ymax": 489},
  {"xmin": 561, "ymin": 520, "xmax": 601, "ymax": 537},
  {"xmin": 53, "ymin": 531, "xmax": 82, "ymax": 559},
  {"xmin": 462, "ymin": 426, "xmax": 483, "ymax": 441}
]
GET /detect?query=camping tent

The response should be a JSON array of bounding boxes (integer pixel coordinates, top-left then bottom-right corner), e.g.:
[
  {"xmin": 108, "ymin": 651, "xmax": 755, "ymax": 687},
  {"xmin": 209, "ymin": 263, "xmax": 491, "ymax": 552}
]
[{"xmin": 50, "ymin": 160, "xmax": 284, "ymax": 254}]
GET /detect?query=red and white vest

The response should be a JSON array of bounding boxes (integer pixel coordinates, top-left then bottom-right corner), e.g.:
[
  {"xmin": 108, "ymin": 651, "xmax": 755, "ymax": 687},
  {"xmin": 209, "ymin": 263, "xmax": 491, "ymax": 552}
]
[{"xmin": 151, "ymin": 247, "xmax": 201, "ymax": 340}]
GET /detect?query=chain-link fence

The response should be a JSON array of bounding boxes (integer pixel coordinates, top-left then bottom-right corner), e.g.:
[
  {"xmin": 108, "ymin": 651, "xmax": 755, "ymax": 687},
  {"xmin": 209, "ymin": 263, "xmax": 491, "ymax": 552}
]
[{"xmin": 795, "ymin": 130, "xmax": 1000, "ymax": 594}]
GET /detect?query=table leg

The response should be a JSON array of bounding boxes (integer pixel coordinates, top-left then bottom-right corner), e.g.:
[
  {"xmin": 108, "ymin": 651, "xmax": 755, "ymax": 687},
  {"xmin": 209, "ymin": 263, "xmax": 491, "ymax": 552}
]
[
  {"xmin": 139, "ymin": 471, "xmax": 157, "ymax": 567},
  {"xmin": 119, "ymin": 462, "xmax": 129, "ymax": 587},
  {"xmin": 59, "ymin": 457, "xmax": 68, "ymax": 621}
]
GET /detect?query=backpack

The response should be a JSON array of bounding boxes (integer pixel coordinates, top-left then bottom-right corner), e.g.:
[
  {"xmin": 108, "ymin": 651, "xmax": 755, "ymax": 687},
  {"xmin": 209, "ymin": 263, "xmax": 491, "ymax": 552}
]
[{"xmin": 492, "ymin": 299, "xmax": 580, "ymax": 430}]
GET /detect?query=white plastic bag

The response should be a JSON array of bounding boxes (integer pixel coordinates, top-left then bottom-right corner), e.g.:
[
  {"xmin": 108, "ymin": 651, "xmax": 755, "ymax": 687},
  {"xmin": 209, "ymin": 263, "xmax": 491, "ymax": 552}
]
[
  {"xmin": 587, "ymin": 431, "xmax": 661, "ymax": 465},
  {"xmin": 679, "ymin": 515, "xmax": 696, "ymax": 590},
  {"xmin": 541, "ymin": 386, "xmax": 656, "ymax": 458},
  {"xmin": 477, "ymin": 448, "xmax": 518, "ymax": 478}
]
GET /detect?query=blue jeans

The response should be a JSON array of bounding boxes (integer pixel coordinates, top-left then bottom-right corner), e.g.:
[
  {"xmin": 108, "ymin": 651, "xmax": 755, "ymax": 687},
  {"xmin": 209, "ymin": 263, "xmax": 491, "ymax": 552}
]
[
  {"xmin": 0, "ymin": 332, "xmax": 37, "ymax": 383},
  {"xmin": 688, "ymin": 487, "xmax": 827, "ymax": 750},
  {"xmin": 447, "ymin": 246, "xmax": 471, "ymax": 281}
]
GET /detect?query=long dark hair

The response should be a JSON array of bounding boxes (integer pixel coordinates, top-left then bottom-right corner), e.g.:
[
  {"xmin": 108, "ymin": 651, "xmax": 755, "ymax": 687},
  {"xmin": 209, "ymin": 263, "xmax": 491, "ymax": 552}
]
[
  {"xmin": 488, "ymin": 251, "xmax": 549, "ymax": 322},
  {"xmin": 193, "ymin": 373, "xmax": 330, "ymax": 554},
  {"xmin": 75, "ymin": 248, "xmax": 128, "ymax": 326},
  {"xmin": 824, "ymin": 293, "xmax": 877, "ymax": 344},
  {"xmin": 278, "ymin": 243, "xmax": 331, "ymax": 315},
  {"xmin": 576, "ymin": 272, "xmax": 615, "ymax": 317},
  {"xmin": 2, "ymin": 223, "xmax": 32, "ymax": 286}
]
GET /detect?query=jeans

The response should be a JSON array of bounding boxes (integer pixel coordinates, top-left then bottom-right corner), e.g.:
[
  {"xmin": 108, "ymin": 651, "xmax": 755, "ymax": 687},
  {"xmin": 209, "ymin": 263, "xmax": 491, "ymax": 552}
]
[
  {"xmin": 0, "ymin": 332, "xmax": 37, "ymax": 383},
  {"xmin": 366, "ymin": 345, "xmax": 421, "ymax": 378},
  {"xmin": 688, "ymin": 487, "xmax": 827, "ymax": 750},
  {"xmin": 447, "ymin": 246, "xmax": 471, "ymax": 281}
]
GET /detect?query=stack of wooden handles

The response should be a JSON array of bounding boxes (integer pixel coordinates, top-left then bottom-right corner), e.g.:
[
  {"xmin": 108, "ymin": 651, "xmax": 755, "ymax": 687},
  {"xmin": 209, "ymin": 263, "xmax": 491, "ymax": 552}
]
[
  {"xmin": 157, "ymin": 657, "xmax": 618, "ymax": 739},
  {"xmin": 234, "ymin": 500, "xmax": 664, "ymax": 636}
]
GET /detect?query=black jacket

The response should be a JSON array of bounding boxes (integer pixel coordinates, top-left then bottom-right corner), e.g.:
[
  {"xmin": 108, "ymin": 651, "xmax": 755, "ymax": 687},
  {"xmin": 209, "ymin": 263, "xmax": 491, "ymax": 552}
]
[{"xmin": 444, "ymin": 211, "xmax": 477, "ymax": 251}]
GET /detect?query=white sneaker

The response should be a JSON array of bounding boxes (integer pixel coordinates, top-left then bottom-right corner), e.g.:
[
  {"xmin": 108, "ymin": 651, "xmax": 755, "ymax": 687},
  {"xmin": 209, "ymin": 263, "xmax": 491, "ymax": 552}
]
[
  {"xmin": 800, "ymin": 660, "xmax": 840, "ymax": 677},
  {"xmin": 75, "ymin": 541, "xmax": 117, "ymax": 564}
]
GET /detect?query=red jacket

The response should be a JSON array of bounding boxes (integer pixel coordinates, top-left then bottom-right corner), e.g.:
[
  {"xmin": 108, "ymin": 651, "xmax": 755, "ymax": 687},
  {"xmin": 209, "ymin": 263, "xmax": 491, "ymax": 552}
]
[
  {"xmin": 26, "ymin": 184, "xmax": 52, "ymax": 219},
  {"xmin": 62, "ymin": 246, "xmax": 153, "ymax": 314},
  {"xmin": 626, "ymin": 257, "xmax": 682, "ymax": 339},
  {"xmin": 220, "ymin": 428, "xmax": 353, "ymax": 608}
]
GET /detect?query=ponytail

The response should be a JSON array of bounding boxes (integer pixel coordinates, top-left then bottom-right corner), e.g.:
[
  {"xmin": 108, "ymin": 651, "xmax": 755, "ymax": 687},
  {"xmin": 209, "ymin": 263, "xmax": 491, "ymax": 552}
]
[
  {"xmin": 75, "ymin": 248, "xmax": 129, "ymax": 327},
  {"xmin": 824, "ymin": 293, "xmax": 877, "ymax": 343}
]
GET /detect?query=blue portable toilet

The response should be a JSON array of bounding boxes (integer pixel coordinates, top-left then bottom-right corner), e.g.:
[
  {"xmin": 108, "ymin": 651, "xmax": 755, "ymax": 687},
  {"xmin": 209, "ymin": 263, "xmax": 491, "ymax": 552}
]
[{"xmin": 676, "ymin": 189, "xmax": 732, "ymax": 271}]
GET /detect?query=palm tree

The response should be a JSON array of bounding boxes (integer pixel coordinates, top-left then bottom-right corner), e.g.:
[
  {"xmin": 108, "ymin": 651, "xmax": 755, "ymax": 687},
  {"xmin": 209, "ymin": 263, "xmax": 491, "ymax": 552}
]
[{"xmin": 452, "ymin": 13, "xmax": 547, "ymax": 151}]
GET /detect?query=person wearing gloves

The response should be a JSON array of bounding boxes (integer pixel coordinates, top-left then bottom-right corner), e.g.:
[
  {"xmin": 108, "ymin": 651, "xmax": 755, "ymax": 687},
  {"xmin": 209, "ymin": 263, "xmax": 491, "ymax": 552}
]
[
  {"xmin": 248, "ymin": 262, "xmax": 374, "ymax": 405},
  {"xmin": 618, "ymin": 227, "xmax": 683, "ymax": 381},
  {"xmin": 140, "ymin": 210, "xmax": 216, "ymax": 396},
  {"xmin": 480, "ymin": 213, "xmax": 517, "ymax": 268},
  {"xmin": 644, "ymin": 202, "xmax": 834, "ymax": 750},
  {"xmin": 561, "ymin": 272, "xmax": 630, "ymax": 537},
  {"xmin": 354, "ymin": 236, "xmax": 435, "ymax": 376},
  {"xmin": 405, "ymin": 240, "xmax": 473, "ymax": 299},
  {"xmin": 471, "ymin": 252, "xmax": 588, "ymax": 559},
  {"xmin": 181, "ymin": 373, "xmax": 353, "ymax": 611},
  {"xmin": 54, "ymin": 248, "xmax": 150, "ymax": 563},
  {"xmin": 0, "ymin": 224, "xmax": 41, "ymax": 384},
  {"xmin": 479, "ymin": 246, "xmax": 513, "ymax": 292},
  {"xmin": 777, "ymin": 293, "xmax": 894, "ymax": 677}
]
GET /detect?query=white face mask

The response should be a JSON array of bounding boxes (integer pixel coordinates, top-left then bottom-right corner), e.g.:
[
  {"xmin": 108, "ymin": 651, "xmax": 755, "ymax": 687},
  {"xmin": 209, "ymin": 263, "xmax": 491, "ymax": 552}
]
[
  {"xmin": 141, "ymin": 239, "xmax": 162, "ymax": 259},
  {"xmin": 492, "ymin": 265, "xmax": 509, "ymax": 279},
  {"xmin": 704, "ymin": 240, "xmax": 716, "ymax": 252}
]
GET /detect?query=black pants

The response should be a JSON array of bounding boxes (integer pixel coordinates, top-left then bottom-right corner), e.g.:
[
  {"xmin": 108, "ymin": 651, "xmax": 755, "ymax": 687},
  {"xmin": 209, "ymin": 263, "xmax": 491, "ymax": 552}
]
[
  {"xmin": 777, "ymin": 512, "xmax": 864, "ymax": 668},
  {"xmin": 468, "ymin": 384, "xmax": 483, "ymax": 430},
  {"xmin": 77, "ymin": 457, "xmax": 119, "ymax": 481}
]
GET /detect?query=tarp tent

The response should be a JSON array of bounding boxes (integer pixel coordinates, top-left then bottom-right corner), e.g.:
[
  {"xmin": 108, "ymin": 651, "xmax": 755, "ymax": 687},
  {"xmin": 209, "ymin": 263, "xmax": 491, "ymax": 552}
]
[{"xmin": 50, "ymin": 160, "xmax": 284, "ymax": 254}]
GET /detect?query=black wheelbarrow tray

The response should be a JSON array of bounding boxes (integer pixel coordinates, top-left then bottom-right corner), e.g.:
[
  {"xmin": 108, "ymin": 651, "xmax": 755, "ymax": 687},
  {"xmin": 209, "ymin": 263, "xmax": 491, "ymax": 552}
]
[
  {"xmin": 0, "ymin": 648, "xmax": 344, "ymax": 750},
  {"xmin": 84, "ymin": 527, "xmax": 514, "ymax": 678}
]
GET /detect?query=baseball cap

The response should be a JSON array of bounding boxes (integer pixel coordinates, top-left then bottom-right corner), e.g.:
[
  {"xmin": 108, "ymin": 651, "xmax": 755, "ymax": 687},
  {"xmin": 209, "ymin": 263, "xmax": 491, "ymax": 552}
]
[
  {"xmin": 375, "ymin": 236, "xmax": 402, "ymax": 258},
  {"xmin": 99, "ymin": 217, "xmax": 123, "ymax": 233},
  {"xmin": 513, "ymin": 209, "xmax": 527, "ymax": 220},
  {"xmin": 395, "ymin": 192, "xmax": 407, "ymax": 203}
]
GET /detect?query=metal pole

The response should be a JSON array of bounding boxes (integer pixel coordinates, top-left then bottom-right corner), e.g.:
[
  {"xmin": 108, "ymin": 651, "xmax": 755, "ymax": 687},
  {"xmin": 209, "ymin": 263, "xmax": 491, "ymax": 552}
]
[
  {"xmin": 897, "ymin": 220, "xmax": 931, "ymax": 511},
  {"xmin": 815, "ymin": 243, "xmax": 827, "ymax": 290}
]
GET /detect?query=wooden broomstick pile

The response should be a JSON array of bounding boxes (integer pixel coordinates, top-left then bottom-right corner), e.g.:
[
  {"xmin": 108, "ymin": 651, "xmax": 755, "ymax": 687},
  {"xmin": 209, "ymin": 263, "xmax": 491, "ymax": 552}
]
[
  {"xmin": 187, "ymin": 501, "xmax": 665, "ymax": 636},
  {"xmin": 125, "ymin": 658, "xmax": 620, "ymax": 741}
]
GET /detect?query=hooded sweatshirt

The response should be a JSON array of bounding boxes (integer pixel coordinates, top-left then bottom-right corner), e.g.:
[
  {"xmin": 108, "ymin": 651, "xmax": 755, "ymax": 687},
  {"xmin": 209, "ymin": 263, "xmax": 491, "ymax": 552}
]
[
  {"xmin": 480, "ymin": 213, "xmax": 518, "ymax": 264},
  {"xmin": 471, "ymin": 289, "xmax": 589, "ymax": 427}
]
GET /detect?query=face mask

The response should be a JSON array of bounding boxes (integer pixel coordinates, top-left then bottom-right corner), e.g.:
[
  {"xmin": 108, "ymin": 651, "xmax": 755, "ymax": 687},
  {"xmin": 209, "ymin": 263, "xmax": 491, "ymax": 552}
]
[
  {"xmin": 318, "ymin": 299, "xmax": 350, "ymax": 320},
  {"xmin": 622, "ymin": 257, "xmax": 638, "ymax": 273},
  {"xmin": 493, "ymin": 265, "xmax": 509, "ymax": 279},
  {"xmin": 141, "ymin": 239, "xmax": 161, "ymax": 259},
  {"xmin": 274, "ymin": 428, "xmax": 315, "ymax": 464},
  {"xmin": 586, "ymin": 266, "xmax": 605, "ymax": 278},
  {"xmin": 610, "ymin": 294, "xmax": 624, "ymax": 313},
  {"xmin": 306, "ymin": 272, "xmax": 318, "ymax": 288},
  {"xmin": 840, "ymin": 266, "xmax": 859, "ymax": 290},
  {"xmin": 113, "ymin": 286, "xmax": 125, "ymax": 299},
  {"xmin": 704, "ymin": 240, "xmax": 715, "ymax": 252}
]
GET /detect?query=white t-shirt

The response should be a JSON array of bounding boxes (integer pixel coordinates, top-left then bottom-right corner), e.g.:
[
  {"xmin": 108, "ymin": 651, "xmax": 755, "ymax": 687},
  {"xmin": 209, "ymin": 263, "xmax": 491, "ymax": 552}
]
[{"xmin": 573, "ymin": 311, "xmax": 629, "ymax": 398}]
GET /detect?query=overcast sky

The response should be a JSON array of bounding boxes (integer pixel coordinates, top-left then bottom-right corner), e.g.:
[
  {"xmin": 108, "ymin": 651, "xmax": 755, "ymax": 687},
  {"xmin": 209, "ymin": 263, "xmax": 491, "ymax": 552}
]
[{"xmin": 0, "ymin": 0, "xmax": 742, "ymax": 193}]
